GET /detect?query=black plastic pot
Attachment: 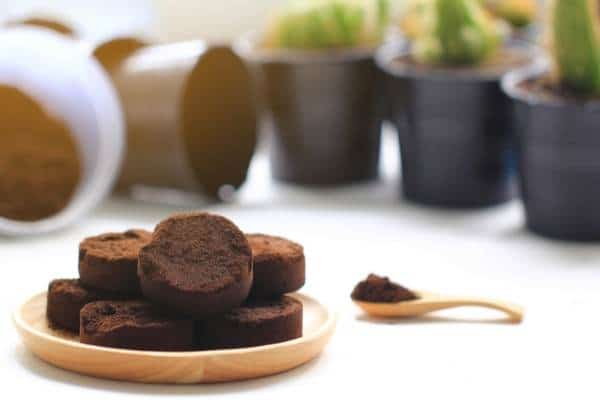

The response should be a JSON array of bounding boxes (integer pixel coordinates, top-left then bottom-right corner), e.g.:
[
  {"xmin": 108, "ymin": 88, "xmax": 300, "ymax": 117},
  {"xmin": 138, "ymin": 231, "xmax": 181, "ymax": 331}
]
[
  {"xmin": 377, "ymin": 41, "xmax": 535, "ymax": 208},
  {"xmin": 503, "ymin": 63, "xmax": 600, "ymax": 241},
  {"xmin": 236, "ymin": 34, "xmax": 383, "ymax": 185}
]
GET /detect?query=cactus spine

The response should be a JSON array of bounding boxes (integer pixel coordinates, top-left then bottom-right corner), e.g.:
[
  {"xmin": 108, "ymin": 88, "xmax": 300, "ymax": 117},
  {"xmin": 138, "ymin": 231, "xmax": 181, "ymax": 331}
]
[
  {"xmin": 552, "ymin": 0, "xmax": 600, "ymax": 94},
  {"xmin": 414, "ymin": 0, "xmax": 500, "ymax": 65}
]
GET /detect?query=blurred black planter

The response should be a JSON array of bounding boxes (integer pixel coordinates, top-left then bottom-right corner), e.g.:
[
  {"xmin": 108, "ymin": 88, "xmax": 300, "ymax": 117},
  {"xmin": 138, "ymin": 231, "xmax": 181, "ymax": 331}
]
[
  {"xmin": 236, "ymin": 34, "xmax": 383, "ymax": 185},
  {"xmin": 377, "ymin": 41, "xmax": 534, "ymax": 208},
  {"xmin": 503, "ymin": 64, "xmax": 600, "ymax": 241}
]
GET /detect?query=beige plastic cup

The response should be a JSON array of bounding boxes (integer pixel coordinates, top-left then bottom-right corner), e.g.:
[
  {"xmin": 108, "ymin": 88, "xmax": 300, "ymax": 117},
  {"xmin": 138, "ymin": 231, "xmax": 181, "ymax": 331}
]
[
  {"xmin": 0, "ymin": 27, "xmax": 125, "ymax": 236},
  {"xmin": 106, "ymin": 40, "xmax": 258, "ymax": 200}
]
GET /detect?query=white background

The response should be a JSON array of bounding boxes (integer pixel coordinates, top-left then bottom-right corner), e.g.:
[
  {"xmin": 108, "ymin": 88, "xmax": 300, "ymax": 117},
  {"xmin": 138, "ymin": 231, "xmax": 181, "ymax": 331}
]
[
  {"xmin": 1, "ymin": 1, "xmax": 598, "ymax": 398},
  {"xmin": 4, "ymin": 133, "xmax": 600, "ymax": 398}
]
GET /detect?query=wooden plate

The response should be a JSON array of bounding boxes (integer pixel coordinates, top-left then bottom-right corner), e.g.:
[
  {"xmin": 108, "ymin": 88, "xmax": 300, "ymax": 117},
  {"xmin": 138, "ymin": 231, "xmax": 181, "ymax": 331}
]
[{"xmin": 13, "ymin": 292, "xmax": 336, "ymax": 384}]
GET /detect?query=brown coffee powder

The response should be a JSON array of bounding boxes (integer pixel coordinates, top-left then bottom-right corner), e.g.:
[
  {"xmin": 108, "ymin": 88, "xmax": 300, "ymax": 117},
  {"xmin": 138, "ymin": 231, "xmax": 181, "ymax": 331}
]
[
  {"xmin": 351, "ymin": 274, "xmax": 418, "ymax": 303},
  {"xmin": 0, "ymin": 85, "xmax": 81, "ymax": 221}
]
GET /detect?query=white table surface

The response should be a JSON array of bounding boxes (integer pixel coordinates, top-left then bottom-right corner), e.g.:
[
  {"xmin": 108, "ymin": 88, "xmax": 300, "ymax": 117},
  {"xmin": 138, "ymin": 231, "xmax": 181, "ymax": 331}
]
[{"xmin": 4, "ymin": 132, "xmax": 600, "ymax": 399}]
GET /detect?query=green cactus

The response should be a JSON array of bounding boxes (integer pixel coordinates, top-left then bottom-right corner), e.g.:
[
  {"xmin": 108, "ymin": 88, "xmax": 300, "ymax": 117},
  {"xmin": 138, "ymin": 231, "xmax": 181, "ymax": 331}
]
[
  {"xmin": 413, "ymin": 0, "xmax": 502, "ymax": 65},
  {"xmin": 264, "ymin": 0, "xmax": 390, "ymax": 49},
  {"xmin": 552, "ymin": 0, "xmax": 600, "ymax": 94}
]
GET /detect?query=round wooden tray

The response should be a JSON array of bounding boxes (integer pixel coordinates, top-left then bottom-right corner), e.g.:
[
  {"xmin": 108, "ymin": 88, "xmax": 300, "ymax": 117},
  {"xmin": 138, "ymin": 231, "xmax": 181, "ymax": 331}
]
[{"xmin": 13, "ymin": 292, "xmax": 336, "ymax": 384}]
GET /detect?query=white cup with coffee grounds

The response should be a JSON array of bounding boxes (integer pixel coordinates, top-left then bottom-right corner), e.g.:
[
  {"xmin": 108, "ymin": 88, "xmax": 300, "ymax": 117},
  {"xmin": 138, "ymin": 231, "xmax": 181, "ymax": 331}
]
[{"xmin": 0, "ymin": 27, "xmax": 125, "ymax": 236}]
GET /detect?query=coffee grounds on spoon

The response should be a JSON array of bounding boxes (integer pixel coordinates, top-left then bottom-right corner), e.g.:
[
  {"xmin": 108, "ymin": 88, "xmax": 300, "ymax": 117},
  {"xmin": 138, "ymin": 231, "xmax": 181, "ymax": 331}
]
[{"xmin": 351, "ymin": 274, "xmax": 418, "ymax": 303}]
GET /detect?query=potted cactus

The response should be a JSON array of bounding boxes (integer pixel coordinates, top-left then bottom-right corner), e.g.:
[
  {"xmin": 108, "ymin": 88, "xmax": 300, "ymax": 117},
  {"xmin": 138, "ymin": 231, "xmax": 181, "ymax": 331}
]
[
  {"xmin": 236, "ymin": 0, "xmax": 390, "ymax": 185},
  {"xmin": 502, "ymin": 0, "xmax": 600, "ymax": 240},
  {"xmin": 378, "ymin": 0, "xmax": 536, "ymax": 207}
]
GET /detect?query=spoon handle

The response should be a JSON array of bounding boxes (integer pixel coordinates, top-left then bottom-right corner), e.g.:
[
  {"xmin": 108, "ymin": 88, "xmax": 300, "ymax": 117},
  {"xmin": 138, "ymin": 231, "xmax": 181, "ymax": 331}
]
[{"xmin": 421, "ymin": 297, "xmax": 524, "ymax": 323}]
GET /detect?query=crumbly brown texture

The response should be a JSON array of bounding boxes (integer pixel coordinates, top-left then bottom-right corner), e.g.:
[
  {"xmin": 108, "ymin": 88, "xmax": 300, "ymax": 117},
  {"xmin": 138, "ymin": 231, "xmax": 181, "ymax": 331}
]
[
  {"xmin": 0, "ymin": 86, "xmax": 80, "ymax": 222},
  {"xmin": 138, "ymin": 212, "xmax": 253, "ymax": 317},
  {"xmin": 196, "ymin": 296, "xmax": 303, "ymax": 350},
  {"xmin": 351, "ymin": 274, "xmax": 418, "ymax": 303},
  {"xmin": 246, "ymin": 234, "xmax": 305, "ymax": 299},
  {"xmin": 46, "ymin": 279, "xmax": 131, "ymax": 333},
  {"xmin": 80, "ymin": 300, "xmax": 195, "ymax": 351},
  {"xmin": 79, "ymin": 229, "xmax": 152, "ymax": 294}
]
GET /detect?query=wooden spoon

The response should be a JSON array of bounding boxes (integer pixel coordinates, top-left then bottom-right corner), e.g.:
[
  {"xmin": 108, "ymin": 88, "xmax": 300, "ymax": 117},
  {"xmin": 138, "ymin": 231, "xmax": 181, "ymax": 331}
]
[{"xmin": 354, "ymin": 291, "xmax": 524, "ymax": 323}]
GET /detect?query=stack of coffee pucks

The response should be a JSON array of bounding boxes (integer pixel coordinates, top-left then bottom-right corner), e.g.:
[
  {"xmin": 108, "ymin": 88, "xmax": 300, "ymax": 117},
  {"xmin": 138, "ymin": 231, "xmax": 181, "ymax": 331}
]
[{"xmin": 46, "ymin": 212, "xmax": 306, "ymax": 351}]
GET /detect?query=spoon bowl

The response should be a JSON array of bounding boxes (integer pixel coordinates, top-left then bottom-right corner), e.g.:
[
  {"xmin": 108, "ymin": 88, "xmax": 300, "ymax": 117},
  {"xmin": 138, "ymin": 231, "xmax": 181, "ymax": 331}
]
[{"xmin": 354, "ymin": 291, "xmax": 524, "ymax": 323}]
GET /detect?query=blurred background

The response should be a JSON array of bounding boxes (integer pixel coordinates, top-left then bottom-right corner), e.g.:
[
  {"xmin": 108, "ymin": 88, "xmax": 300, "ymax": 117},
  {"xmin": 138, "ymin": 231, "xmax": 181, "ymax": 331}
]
[
  {"xmin": 0, "ymin": 0, "xmax": 550, "ymax": 235},
  {"xmin": 0, "ymin": 0, "xmax": 279, "ymax": 42}
]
